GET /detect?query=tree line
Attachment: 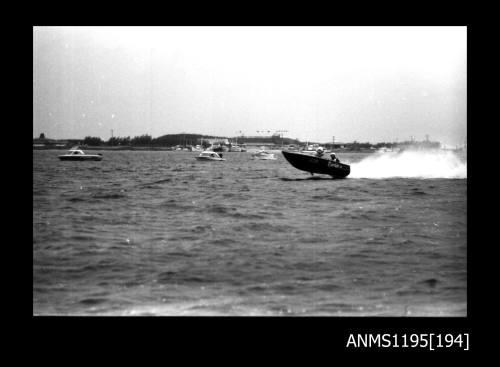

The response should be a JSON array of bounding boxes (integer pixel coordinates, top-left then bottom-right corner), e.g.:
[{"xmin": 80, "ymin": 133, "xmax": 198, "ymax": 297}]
[
  {"xmin": 83, "ymin": 134, "xmax": 152, "ymax": 146},
  {"xmin": 80, "ymin": 134, "xmax": 440, "ymax": 150},
  {"xmin": 82, "ymin": 134, "xmax": 217, "ymax": 147}
]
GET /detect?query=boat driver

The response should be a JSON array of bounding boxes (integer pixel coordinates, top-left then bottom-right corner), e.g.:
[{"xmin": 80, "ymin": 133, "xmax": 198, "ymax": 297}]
[
  {"xmin": 330, "ymin": 153, "xmax": 340, "ymax": 163},
  {"xmin": 315, "ymin": 147, "xmax": 324, "ymax": 158}
]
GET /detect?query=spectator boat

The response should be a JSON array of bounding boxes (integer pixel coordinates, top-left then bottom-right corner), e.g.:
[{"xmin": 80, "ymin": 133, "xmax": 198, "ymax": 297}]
[
  {"xmin": 195, "ymin": 151, "xmax": 226, "ymax": 161},
  {"xmin": 251, "ymin": 150, "xmax": 277, "ymax": 160},
  {"xmin": 58, "ymin": 147, "xmax": 103, "ymax": 161}
]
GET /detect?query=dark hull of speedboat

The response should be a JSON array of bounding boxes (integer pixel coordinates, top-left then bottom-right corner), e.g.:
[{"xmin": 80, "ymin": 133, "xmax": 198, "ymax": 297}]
[
  {"xmin": 282, "ymin": 151, "xmax": 350, "ymax": 178},
  {"xmin": 58, "ymin": 156, "xmax": 102, "ymax": 161}
]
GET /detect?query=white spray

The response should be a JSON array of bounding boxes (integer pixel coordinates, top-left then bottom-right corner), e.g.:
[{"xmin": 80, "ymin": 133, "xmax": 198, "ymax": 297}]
[{"xmin": 349, "ymin": 149, "xmax": 467, "ymax": 179}]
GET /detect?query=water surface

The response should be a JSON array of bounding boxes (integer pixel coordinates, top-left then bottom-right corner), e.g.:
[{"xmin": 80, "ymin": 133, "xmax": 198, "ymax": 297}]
[{"xmin": 33, "ymin": 150, "xmax": 467, "ymax": 316}]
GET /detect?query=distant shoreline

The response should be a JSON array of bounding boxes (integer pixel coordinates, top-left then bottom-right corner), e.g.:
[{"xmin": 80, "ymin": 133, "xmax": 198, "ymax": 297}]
[
  {"xmin": 34, "ymin": 145, "xmax": 175, "ymax": 151},
  {"xmin": 33, "ymin": 146, "xmax": 381, "ymax": 153}
]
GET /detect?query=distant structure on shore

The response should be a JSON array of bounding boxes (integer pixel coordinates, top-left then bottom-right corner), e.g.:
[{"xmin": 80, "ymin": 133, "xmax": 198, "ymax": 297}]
[
  {"xmin": 33, "ymin": 132, "xmax": 443, "ymax": 152},
  {"xmin": 33, "ymin": 133, "xmax": 80, "ymax": 149}
]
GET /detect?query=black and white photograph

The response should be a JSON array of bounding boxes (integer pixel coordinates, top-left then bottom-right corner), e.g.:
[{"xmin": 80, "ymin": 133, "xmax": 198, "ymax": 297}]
[{"xmin": 33, "ymin": 26, "xmax": 467, "ymax": 317}]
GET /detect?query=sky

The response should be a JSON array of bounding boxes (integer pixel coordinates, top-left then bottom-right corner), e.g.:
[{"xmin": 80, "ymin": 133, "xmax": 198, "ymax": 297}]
[{"xmin": 33, "ymin": 26, "xmax": 467, "ymax": 146}]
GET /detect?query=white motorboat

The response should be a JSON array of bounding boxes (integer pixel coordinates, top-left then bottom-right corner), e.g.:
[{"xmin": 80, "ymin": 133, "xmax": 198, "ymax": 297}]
[
  {"xmin": 251, "ymin": 150, "xmax": 277, "ymax": 160},
  {"xmin": 58, "ymin": 147, "xmax": 103, "ymax": 161},
  {"xmin": 195, "ymin": 151, "xmax": 226, "ymax": 161}
]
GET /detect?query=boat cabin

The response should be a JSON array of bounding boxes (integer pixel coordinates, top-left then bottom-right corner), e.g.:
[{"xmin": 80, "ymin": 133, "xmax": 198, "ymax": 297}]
[{"xmin": 67, "ymin": 149, "xmax": 86, "ymax": 155}]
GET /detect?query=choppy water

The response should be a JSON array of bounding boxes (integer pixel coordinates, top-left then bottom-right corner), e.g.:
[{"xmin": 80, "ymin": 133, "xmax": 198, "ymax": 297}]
[{"xmin": 33, "ymin": 149, "xmax": 467, "ymax": 316}]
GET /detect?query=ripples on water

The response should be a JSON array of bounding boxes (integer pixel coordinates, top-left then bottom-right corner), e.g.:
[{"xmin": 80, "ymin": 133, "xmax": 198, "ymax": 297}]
[{"xmin": 33, "ymin": 150, "xmax": 467, "ymax": 316}]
